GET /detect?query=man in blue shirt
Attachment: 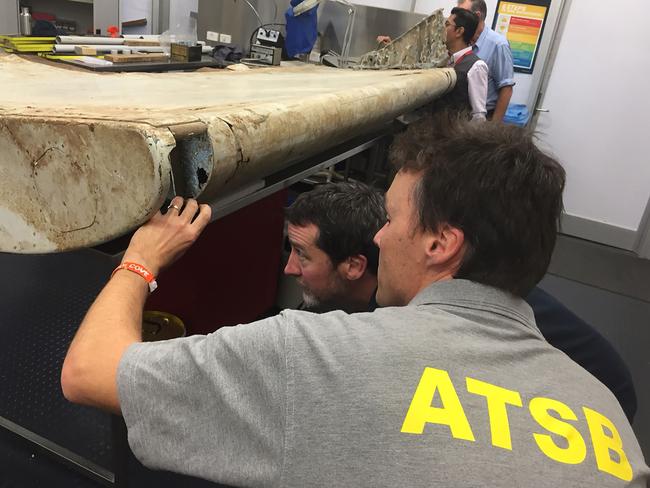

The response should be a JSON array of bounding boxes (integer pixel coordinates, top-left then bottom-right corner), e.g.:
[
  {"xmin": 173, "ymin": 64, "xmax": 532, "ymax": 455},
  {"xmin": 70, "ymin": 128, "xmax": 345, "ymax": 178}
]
[{"xmin": 457, "ymin": 0, "xmax": 515, "ymax": 121}]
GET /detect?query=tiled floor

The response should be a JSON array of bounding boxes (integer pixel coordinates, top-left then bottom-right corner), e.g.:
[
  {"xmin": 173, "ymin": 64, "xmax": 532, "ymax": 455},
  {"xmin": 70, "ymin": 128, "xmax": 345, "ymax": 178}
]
[{"xmin": 540, "ymin": 236, "xmax": 650, "ymax": 460}]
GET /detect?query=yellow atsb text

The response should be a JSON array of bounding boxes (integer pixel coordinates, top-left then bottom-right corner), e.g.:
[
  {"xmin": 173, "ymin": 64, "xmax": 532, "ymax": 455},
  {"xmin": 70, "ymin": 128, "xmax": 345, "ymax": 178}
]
[{"xmin": 401, "ymin": 367, "xmax": 632, "ymax": 482}]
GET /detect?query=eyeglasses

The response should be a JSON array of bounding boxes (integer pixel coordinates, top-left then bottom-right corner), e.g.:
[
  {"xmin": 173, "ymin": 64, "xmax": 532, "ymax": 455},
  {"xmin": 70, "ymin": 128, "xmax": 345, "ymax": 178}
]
[{"xmin": 445, "ymin": 20, "xmax": 459, "ymax": 29}]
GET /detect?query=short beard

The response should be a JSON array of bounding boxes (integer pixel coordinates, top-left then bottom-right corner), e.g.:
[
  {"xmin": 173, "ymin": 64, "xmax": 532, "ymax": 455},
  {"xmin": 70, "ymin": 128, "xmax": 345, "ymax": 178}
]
[
  {"xmin": 300, "ymin": 281, "xmax": 349, "ymax": 314},
  {"xmin": 301, "ymin": 290, "xmax": 320, "ymax": 309}
]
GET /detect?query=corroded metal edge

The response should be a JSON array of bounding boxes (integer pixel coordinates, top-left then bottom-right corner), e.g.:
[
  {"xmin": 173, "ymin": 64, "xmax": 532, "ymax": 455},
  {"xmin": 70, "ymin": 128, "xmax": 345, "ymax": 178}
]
[
  {"xmin": 195, "ymin": 68, "xmax": 457, "ymax": 201},
  {"xmin": 0, "ymin": 62, "xmax": 456, "ymax": 253},
  {"xmin": 0, "ymin": 116, "xmax": 175, "ymax": 253}
]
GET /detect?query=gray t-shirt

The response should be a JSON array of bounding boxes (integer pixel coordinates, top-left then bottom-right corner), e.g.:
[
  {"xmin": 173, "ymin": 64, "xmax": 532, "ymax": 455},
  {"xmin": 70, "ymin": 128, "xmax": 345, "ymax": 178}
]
[{"xmin": 118, "ymin": 279, "xmax": 649, "ymax": 487}]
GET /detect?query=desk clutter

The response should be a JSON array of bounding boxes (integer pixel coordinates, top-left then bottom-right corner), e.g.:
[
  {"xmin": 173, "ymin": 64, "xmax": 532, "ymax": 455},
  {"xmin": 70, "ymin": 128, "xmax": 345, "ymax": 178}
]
[
  {"xmin": 0, "ymin": 34, "xmax": 215, "ymax": 71},
  {"xmin": 0, "ymin": 36, "xmax": 56, "ymax": 53}
]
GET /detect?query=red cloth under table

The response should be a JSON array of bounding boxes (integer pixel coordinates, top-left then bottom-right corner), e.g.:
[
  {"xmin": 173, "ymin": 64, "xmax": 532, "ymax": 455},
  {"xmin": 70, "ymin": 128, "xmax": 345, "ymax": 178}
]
[{"xmin": 146, "ymin": 190, "xmax": 287, "ymax": 335}]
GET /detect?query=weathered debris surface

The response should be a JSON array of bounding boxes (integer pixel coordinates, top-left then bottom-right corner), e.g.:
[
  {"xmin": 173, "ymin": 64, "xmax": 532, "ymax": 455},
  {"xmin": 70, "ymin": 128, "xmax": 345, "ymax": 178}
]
[
  {"xmin": 358, "ymin": 9, "xmax": 449, "ymax": 70},
  {"xmin": 0, "ymin": 52, "xmax": 455, "ymax": 253}
]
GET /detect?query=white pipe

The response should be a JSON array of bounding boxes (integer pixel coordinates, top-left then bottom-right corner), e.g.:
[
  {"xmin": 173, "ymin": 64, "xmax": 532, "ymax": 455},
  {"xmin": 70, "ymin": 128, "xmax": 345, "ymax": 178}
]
[
  {"xmin": 54, "ymin": 45, "xmax": 165, "ymax": 53},
  {"xmin": 53, "ymin": 44, "xmax": 213, "ymax": 54},
  {"xmin": 56, "ymin": 36, "xmax": 124, "ymax": 45},
  {"xmin": 121, "ymin": 35, "xmax": 161, "ymax": 40}
]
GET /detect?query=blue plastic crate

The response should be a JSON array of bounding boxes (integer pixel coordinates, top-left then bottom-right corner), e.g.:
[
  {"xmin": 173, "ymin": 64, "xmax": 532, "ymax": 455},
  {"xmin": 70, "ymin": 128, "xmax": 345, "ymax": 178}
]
[{"xmin": 503, "ymin": 103, "xmax": 530, "ymax": 127}]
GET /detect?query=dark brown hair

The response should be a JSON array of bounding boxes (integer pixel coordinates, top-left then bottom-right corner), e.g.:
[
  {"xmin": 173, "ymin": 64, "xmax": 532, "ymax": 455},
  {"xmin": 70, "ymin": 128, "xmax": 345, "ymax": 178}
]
[
  {"xmin": 451, "ymin": 7, "xmax": 479, "ymax": 44},
  {"xmin": 389, "ymin": 114, "xmax": 566, "ymax": 296},
  {"xmin": 286, "ymin": 181, "xmax": 385, "ymax": 275}
]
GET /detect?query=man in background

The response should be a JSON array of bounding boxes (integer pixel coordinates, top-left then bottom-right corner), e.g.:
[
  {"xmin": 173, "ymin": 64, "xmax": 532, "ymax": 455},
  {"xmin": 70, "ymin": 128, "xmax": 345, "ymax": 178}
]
[
  {"xmin": 457, "ymin": 0, "xmax": 515, "ymax": 121},
  {"xmin": 378, "ymin": 1, "xmax": 514, "ymax": 121},
  {"xmin": 444, "ymin": 7, "xmax": 488, "ymax": 120}
]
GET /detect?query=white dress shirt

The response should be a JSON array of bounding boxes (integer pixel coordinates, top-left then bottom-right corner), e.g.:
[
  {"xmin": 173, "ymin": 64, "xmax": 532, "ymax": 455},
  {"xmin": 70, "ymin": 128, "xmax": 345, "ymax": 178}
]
[{"xmin": 451, "ymin": 46, "xmax": 488, "ymax": 121}]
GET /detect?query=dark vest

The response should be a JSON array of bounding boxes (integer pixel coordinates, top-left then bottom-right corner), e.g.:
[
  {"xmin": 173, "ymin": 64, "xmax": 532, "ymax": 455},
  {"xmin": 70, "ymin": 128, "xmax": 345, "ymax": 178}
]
[{"xmin": 441, "ymin": 50, "xmax": 482, "ymax": 115}]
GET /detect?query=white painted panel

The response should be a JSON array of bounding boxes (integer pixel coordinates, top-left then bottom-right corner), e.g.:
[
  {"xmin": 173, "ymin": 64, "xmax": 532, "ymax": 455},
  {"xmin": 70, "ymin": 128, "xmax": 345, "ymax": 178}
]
[
  {"xmin": 413, "ymin": 0, "xmax": 447, "ymax": 14},
  {"xmin": 169, "ymin": 0, "xmax": 198, "ymax": 29},
  {"xmin": 413, "ymin": 0, "xmax": 498, "ymax": 22},
  {"xmin": 484, "ymin": 0, "xmax": 496, "ymax": 25},
  {"xmin": 0, "ymin": 1, "xmax": 19, "ymax": 34},
  {"xmin": 352, "ymin": 0, "xmax": 413, "ymax": 12},
  {"xmin": 120, "ymin": 0, "xmax": 152, "ymax": 34},
  {"xmin": 94, "ymin": 0, "xmax": 119, "ymax": 35},
  {"xmin": 511, "ymin": 72, "xmax": 532, "ymax": 104},
  {"xmin": 535, "ymin": 0, "xmax": 650, "ymax": 231}
]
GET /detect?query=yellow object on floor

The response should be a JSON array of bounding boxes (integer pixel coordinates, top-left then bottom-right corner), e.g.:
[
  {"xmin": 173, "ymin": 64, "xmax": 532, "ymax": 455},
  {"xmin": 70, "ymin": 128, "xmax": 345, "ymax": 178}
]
[
  {"xmin": 0, "ymin": 36, "xmax": 55, "ymax": 53},
  {"xmin": 142, "ymin": 311, "xmax": 186, "ymax": 342}
]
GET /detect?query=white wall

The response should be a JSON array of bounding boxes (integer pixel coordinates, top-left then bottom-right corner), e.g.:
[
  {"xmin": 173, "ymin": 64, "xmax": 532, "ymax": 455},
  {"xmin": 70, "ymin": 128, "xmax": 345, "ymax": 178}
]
[
  {"xmin": 0, "ymin": 1, "xmax": 19, "ymax": 34},
  {"xmin": 94, "ymin": 0, "xmax": 119, "ymax": 35},
  {"xmin": 412, "ymin": 0, "xmax": 450, "ymax": 14},
  {"xmin": 352, "ymin": 0, "xmax": 414, "ymax": 11},
  {"xmin": 535, "ymin": 0, "xmax": 650, "ymax": 232},
  {"xmin": 169, "ymin": 0, "xmax": 198, "ymax": 30},
  {"xmin": 120, "ymin": 0, "xmax": 152, "ymax": 34}
]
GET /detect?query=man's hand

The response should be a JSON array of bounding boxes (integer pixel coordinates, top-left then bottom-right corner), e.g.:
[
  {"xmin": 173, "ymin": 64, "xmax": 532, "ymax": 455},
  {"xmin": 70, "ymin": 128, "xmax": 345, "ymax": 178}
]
[
  {"xmin": 491, "ymin": 85, "xmax": 514, "ymax": 123},
  {"xmin": 61, "ymin": 197, "xmax": 211, "ymax": 413},
  {"xmin": 122, "ymin": 197, "xmax": 212, "ymax": 277},
  {"xmin": 376, "ymin": 35, "xmax": 392, "ymax": 46}
]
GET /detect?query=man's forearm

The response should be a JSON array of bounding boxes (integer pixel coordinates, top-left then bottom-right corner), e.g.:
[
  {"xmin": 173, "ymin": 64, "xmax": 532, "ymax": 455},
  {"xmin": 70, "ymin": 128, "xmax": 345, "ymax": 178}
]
[
  {"xmin": 61, "ymin": 198, "xmax": 211, "ymax": 413},
  {"xmin": 61, "ymin": 269, "xmax": 148, "ymax": 413},
  {"xmin": 492, "ymin": 85, "xmax": 513, "ymax": 122}
]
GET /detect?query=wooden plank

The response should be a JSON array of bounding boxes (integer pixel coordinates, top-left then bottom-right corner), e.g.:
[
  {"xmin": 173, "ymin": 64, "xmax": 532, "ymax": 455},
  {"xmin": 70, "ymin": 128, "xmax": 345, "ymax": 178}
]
[
  {"xmin": 74, "ymin": 46, "xmax": 98, "ymax": 55},
  {"xmin": 104, "ymin": 53, "xmax": 169, "ymax": 64},
  {"xmin": 41, "ymin": 54, "xmax": 106, "ymax": 60},
  {"xmin": 124, "ymin": 39, "xmax": 160, "ymax": 47},
  {"xmin": 122, "ymin": 18, "xmax": 148, "ymax": 28}
]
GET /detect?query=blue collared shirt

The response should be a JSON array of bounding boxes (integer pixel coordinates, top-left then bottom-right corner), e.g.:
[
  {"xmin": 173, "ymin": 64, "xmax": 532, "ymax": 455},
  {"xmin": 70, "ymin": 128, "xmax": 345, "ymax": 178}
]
[{"xmin": 473, "ymin": 27, "xmax": 515, "ymax": 110}]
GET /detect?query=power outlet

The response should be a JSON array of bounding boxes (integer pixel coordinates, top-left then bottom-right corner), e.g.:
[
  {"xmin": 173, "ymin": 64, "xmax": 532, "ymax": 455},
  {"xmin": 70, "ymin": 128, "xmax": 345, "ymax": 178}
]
[
  {"xmin": 219, "ymin": 33, "xmax": 232, "ymax": 44},
  {"xmin": 206, "ymin": 30, "xmax": 220, "ymax": 42},
  {"xmin": 257, "ymin": 28, "xmax": 280, "ymax": 44}
]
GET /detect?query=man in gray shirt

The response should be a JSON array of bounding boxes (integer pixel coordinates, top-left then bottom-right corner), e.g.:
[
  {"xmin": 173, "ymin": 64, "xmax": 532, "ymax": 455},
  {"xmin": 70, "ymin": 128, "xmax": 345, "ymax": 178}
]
[
  {"xmin": 61, "ymin": 117, "xmax": 649, "ymax": 487},
  {"xmin": 284, "ymin": 183, "xmax": 638, "ymax": 422}
]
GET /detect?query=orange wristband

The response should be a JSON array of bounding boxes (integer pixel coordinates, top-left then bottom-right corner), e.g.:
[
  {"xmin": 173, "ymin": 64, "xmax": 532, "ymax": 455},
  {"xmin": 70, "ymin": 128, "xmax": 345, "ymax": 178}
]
[{"xmin": 111, "ymin": 262, "xmax": 158, "ymax": 293}]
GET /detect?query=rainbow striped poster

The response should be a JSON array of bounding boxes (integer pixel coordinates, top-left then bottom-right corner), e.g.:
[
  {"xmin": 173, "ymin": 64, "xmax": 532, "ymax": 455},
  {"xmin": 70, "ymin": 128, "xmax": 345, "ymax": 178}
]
[{"xmin": 494, "ymin": 1, "xmax": 549, "ymax": 73}]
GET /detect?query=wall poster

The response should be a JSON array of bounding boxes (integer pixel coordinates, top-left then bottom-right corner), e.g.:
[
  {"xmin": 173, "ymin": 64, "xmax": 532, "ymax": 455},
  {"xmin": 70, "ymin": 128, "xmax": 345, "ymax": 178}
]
[{"xmin": 492, "ymin": 0, "xmax": 551, "ymax": 73}]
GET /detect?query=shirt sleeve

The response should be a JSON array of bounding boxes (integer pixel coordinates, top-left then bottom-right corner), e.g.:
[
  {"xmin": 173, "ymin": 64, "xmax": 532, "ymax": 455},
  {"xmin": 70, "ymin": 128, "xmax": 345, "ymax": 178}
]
[
  {"xmin": 526, "ymin": 287, "xmax": 638, "ymax": 422},
  {"xmin": 493, "ymin": 42, "xmax": 516, "ymax": 89},
  {"xmin": 117, "ymin": 314, "xmax": 290, "ymax": 488},
  {"xmin": 467, "ymin": 60, "xmax": 488, "ymax": 121}
]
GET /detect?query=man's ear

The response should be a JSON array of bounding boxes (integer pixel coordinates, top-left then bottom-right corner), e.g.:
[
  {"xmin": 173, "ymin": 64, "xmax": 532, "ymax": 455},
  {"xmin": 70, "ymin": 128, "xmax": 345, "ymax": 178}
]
[
  {"xmin": 339, "ymin": 254, "xmax": 368, "ymax": 281},
  {"xmin": 424, "ymin": 224, "xmax": 465, "ymax": 267}
]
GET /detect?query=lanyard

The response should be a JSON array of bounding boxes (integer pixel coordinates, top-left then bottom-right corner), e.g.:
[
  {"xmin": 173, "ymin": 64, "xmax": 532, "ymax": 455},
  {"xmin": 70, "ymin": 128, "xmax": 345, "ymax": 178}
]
[{"xmin": 453, "ymin": 50, "xmax": 474, "ymax": 66}]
